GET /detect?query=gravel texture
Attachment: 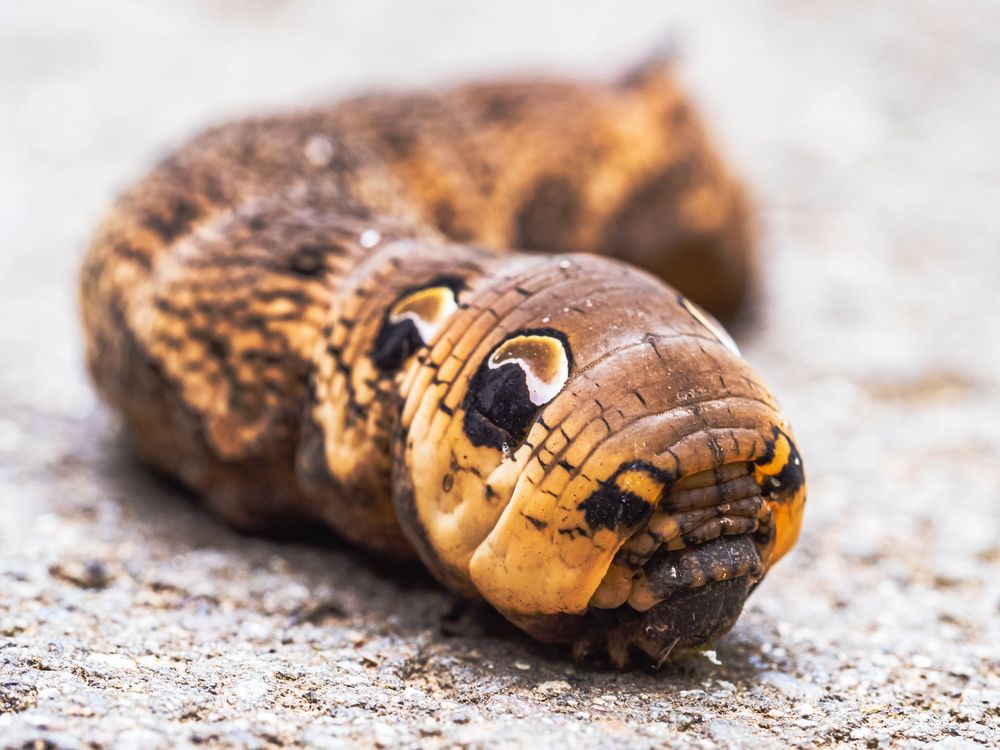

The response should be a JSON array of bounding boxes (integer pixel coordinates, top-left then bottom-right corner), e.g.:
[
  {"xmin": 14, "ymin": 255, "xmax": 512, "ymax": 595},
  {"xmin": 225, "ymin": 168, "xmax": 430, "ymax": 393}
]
[{"xmin": 2, "ymin": 1, "xmax": 998, "ymax": 748}]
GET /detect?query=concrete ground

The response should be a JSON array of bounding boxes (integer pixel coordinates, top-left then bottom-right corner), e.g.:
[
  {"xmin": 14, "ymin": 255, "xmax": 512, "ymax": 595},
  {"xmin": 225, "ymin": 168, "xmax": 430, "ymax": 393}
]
[{"xmin": 1, "ymin": 1, "xmax": 998, "ymax": 747}]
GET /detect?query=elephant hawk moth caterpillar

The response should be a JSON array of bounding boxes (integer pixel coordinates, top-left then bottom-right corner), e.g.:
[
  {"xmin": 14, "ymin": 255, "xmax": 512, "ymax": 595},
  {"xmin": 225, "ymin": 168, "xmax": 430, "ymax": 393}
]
[{"xmin": 80, "ymin": 59, "xmax": 806, "ymax": 668}]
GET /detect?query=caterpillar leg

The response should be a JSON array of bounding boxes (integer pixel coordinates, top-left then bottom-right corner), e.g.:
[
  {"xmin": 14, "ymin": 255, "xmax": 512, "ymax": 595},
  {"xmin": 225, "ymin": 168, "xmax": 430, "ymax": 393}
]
[{"xmin": 593, "ymin": 59, "xmax": 755, "ymax": 323}]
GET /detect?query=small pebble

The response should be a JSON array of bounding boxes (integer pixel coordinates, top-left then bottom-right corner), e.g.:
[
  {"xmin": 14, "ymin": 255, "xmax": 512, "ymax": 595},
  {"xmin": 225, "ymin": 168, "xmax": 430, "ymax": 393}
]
[
  {"xmin": 537, "ymin": 680, "xmax": 571, "ymax": 693},
  {"xmin": 86, "ymin": 653, "xmax": 137, "ymax": 671},
  {"xmin": 49, "ymin": 559, "xmax": 112, "ymax": 589}
]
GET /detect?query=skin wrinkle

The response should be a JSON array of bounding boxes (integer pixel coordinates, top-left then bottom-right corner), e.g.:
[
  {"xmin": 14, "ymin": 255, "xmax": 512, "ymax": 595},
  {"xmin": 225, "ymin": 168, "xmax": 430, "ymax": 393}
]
[
  {"xmin": 539, "ymin": 394, "xmax": 779, "ymax": 504},
  {"xmin": 532, "ymin": 408, "xmax": 776, "ymax": 610},
  {"xmin": 518, "ymin": 332, "xmax": 744, "ymax": 489},
  {"xmin": 458, "ymin": 368, "xmax": 767, "ymax": 596},
  {"xmin": 555, "ymin": 421, "xmax": 763, "ymax": 520}
]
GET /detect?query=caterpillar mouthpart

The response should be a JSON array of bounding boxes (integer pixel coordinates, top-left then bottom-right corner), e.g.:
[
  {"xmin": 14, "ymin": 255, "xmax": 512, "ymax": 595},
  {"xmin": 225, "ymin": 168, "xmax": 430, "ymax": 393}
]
[
  {"xmin": 572, "ymin": 418, "xmax": 805, "ymax": 668},
  {"xmin": 579, "ymin": 461, "xmax": 770, "ymax": 668},
  {"xmin": 578, "ymin": 552, "xmax": 761, "ymax": 669},
  {"xmin": 590, "ymin": 462, "xmax": 768, "ymax": 609}
]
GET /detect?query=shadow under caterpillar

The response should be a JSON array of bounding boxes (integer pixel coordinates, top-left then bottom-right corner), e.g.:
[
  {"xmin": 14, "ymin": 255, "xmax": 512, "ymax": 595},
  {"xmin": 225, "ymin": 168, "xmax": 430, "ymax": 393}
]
[{"xmin": 80, "ymin": 59, "xmax": 806, "ymax": 668}]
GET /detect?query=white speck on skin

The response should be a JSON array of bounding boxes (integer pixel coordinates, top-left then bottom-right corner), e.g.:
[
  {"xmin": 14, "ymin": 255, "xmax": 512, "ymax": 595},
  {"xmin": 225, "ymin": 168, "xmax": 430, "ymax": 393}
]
[
  {"xmin": 558, "ymin": 259, "xmax": 571, "ymax": 269},
  {"xmin": 303, "ymin": 134, "xmax": 335, "ymax": 167},
  {"xmin": 360, "ymin": 229, "xmax": 382, "ymax": 248}
]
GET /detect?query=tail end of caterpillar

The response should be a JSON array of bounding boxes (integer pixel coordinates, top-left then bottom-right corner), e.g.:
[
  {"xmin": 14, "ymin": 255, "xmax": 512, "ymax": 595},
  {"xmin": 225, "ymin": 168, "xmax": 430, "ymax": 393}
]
[{"xmin": 604, "ymin": 50, "xmax": 759, "ymax": 326}]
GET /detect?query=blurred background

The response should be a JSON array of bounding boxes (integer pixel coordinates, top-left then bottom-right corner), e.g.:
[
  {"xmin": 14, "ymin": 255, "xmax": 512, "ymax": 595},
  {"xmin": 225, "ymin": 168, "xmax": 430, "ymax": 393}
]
[{"xmin": 1, "ymin": 2, "xmax": 998, "ymax": 747}]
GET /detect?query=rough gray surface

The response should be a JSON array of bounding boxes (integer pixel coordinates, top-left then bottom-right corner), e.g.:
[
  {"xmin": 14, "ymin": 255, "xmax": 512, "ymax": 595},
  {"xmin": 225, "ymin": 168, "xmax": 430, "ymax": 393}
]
[{"xmin": 2, "ymin": 1, "xmax": 999, "ymax": 748}]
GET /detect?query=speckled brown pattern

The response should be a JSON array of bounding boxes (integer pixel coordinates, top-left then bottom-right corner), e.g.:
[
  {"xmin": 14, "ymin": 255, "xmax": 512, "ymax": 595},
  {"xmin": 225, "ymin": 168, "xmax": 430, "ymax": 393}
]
[{"xmin": 79, "ymin": 62, "xmax": 803, "ymax": 667}]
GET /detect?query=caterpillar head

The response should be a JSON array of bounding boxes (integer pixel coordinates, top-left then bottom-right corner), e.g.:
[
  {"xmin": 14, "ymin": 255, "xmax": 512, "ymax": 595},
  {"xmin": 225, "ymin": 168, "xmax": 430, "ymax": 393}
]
[{"xmin": 315, "ymin": 242, "xmax": 804, "ymax": 667}]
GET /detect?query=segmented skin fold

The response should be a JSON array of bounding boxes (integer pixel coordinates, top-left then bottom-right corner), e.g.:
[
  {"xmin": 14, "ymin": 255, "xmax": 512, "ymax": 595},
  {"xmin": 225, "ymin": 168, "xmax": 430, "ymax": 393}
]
[{"xmin": 79, "ymin": 61, "xmax": 806, "ymax": 668}]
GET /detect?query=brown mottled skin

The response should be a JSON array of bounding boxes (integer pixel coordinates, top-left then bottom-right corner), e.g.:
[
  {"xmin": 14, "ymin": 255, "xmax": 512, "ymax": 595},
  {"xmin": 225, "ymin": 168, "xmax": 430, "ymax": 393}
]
[{"xmin": 80, "ymin": 62, "xmax": 805, "ymax": 667}]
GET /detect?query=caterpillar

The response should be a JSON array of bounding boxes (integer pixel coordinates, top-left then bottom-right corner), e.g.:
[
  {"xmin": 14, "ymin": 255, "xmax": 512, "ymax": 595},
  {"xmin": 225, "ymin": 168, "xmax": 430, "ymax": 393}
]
[{"xmin": 80, "ymin": 60, "xmax": 806, "ymax": 668}]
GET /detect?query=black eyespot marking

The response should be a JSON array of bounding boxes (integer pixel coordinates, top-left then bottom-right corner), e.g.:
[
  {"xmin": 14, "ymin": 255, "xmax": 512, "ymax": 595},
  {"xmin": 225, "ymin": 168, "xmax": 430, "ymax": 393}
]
[
  {"xmin": 372, "ymin": 321, "xmax": 421, "ymax": 372},
  {"xmin": 371, "ymin": 276, "xmax": 464, "ymax": 373},
  {"xmin": 577, "ymin": 461, "xmax": 674, "ymax": 534},
  {"xmin": 462, "ymin": 328, "xmax": 572, "ymax": 451},
  {"xmin": 463, "ymin": 357, "xmax": 538, "ymax": 450}
]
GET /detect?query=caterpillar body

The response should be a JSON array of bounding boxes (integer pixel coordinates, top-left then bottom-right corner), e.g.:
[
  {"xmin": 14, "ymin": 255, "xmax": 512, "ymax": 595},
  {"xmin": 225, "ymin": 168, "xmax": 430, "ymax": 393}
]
[{"xmin": 80, "ymin": 61, "xmax": 806, "ymax": 668}]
